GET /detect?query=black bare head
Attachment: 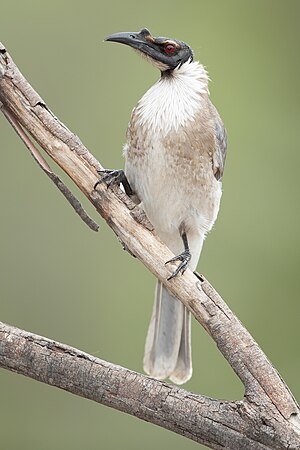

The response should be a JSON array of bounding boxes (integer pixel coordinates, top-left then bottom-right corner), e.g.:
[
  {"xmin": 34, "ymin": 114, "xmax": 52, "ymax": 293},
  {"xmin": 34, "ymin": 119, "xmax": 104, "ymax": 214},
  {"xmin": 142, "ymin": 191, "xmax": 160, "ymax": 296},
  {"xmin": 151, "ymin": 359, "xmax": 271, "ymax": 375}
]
[{"xmin": 105, "ymin": 28, "xmax": 193, "ymax": 71}]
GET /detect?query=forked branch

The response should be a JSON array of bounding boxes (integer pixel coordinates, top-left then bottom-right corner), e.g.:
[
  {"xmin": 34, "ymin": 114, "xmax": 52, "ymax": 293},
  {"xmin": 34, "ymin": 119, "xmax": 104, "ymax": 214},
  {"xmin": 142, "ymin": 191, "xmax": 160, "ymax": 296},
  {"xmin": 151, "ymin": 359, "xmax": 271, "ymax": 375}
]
[{"xmin": 0, "ymin": 42, "xmax": 299, "ymax": 449}]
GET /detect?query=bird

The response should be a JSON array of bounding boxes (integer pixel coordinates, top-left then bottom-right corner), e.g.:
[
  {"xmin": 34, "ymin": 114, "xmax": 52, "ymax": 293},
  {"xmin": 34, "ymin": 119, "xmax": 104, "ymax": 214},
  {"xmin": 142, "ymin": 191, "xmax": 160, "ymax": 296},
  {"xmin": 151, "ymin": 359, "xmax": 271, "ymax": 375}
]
[{"xmin": 96, "ymin": 28, "xmax": 227, "ymax": 384}]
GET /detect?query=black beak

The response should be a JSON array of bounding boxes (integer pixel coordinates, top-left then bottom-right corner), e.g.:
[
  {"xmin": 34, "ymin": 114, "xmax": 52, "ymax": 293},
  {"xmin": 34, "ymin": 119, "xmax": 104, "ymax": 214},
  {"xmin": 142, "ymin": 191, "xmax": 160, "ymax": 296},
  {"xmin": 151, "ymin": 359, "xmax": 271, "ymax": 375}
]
[{"xmin": 105, "ymin": 28, "xmax": 153, "ymax": 52}]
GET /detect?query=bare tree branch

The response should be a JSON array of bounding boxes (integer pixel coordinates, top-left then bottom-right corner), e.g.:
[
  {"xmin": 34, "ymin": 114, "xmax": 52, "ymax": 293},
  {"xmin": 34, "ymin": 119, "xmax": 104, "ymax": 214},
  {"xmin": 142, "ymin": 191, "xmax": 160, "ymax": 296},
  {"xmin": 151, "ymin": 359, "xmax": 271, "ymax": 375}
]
[
  {"xmin": 0, "ymin": 321, "xmax": 299, "ymax": 450},
  {"xmin": 0, "ymin": 42, "xmax": 299, "ymax": 449}
]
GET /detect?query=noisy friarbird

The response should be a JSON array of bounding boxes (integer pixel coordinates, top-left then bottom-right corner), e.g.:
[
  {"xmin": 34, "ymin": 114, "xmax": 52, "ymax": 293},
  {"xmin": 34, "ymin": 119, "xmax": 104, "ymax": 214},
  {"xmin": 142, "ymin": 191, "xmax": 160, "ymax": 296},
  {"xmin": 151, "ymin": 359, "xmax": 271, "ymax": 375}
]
[{"xmin": 95, "ymin": 28, "xmax": 227, "ymax": 384}]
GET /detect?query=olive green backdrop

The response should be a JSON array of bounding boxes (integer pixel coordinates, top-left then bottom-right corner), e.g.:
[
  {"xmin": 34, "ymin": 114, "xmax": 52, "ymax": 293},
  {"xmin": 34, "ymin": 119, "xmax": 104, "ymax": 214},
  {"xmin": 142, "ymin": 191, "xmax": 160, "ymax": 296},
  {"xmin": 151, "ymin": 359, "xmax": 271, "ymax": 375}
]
[{"xmin": 1, "ymin": 1, "xmax": 299, "ymax": 449}]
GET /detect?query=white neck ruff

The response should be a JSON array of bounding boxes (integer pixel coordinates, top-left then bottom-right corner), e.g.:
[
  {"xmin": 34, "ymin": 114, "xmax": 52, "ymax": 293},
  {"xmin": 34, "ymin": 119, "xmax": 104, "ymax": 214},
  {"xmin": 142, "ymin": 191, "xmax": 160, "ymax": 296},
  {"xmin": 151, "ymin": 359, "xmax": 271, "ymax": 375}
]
[{"xmin": 135, "ymin": 60, "xmax": 209, "ymax": 134}]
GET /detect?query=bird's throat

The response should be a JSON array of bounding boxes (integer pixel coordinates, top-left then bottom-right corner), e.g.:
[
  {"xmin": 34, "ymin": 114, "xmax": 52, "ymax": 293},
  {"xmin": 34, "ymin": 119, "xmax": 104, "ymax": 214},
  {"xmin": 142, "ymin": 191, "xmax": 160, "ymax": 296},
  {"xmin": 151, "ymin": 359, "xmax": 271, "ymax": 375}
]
[{"xmin": 135, "ymin": 60, "xmax": 209, "ymax": 135}]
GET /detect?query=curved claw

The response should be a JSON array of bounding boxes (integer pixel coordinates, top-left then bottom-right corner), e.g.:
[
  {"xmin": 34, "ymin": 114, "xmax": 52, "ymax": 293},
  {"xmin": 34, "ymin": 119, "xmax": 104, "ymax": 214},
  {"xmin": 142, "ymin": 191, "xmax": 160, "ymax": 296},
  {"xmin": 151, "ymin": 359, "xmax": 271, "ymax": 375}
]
[
  {"xmin": 94, "ymin": 169, "xmax": 133, "ymax": 196},
  {"xmin": 94, "ymin": 180, "xmax": 101, "ymax": 190},
  {"xmin": 94, "ymin": 169, "xmax": 121, "ymax": 190},
  {"xmin": 165, "ymin": 250, "xmax": 191, "ymax": 280}
]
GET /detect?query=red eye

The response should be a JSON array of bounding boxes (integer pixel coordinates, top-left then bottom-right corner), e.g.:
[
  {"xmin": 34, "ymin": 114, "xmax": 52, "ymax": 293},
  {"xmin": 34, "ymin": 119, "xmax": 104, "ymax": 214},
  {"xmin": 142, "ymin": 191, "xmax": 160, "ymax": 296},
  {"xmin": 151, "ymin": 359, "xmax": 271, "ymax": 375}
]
[{"xmin": 165, "ymin": 44, "xmax": 175, "ymax": 54}]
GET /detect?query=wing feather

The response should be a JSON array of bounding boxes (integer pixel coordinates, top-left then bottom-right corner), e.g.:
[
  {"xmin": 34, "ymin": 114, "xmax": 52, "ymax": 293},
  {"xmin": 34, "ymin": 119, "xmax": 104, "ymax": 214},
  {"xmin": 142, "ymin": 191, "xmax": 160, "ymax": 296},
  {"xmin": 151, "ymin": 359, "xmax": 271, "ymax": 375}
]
[{"xmin": 209, "ymin": 102, "xmax": 227, "ymax": 180}]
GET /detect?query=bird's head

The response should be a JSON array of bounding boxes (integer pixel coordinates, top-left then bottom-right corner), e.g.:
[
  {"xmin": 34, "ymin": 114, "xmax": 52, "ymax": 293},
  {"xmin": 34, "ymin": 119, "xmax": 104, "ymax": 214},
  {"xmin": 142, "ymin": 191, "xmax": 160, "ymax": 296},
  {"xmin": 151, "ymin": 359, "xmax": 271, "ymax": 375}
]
[{"xmin": 105, "ymin": 28, "xmax": 193, "ymax": 72}]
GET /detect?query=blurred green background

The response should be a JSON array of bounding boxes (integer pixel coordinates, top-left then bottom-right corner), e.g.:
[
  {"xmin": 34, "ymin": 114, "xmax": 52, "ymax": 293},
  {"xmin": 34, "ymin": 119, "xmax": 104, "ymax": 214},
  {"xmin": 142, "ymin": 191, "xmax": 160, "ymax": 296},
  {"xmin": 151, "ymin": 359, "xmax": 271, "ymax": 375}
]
[{"xmin": 1, "ymin": 1, "xmax": 299, "ymax": 449}]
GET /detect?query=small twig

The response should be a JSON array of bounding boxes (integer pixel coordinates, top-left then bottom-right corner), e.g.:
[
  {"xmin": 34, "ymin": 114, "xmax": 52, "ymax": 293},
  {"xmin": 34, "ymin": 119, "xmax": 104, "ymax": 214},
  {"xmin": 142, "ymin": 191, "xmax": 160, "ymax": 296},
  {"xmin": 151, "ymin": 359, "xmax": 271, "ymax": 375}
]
[{"xmin": 0, "ymin": 104, "xmax": 99, "ymax": 232}]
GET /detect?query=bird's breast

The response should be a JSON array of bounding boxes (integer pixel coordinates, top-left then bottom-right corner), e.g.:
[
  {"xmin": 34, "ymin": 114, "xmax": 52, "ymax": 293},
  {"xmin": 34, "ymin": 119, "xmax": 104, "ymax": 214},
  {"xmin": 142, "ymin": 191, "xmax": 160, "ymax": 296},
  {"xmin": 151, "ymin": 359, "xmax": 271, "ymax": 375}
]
[
  {"xmin": 124, "ymin": 119, "xmax": 221, "ymax": 238},
  {"xmin": 124, "ymin": 64, "xmax": 222, "ymax": 237}
]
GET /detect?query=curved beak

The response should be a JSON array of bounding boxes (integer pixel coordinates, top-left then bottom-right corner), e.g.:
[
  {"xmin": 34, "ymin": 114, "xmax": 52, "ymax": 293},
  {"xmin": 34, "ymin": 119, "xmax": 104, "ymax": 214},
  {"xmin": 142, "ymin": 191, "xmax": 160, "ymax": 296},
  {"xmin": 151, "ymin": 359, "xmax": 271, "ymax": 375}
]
[{"xmin": 104, "ymin": 28, "xmax": 153, "ymax": 52}]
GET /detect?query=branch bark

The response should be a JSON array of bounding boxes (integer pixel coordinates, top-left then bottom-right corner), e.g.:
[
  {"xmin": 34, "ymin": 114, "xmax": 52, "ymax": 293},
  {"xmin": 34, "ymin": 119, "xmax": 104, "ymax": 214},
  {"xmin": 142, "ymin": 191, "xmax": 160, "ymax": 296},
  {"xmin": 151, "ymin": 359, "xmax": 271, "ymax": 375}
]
[
  {"xmin": 0, "ymin": 42, "xmax": 299, "ymax": 449},
  {"xmin": 0, "ymin": 321, "xmax": 298, "ymax": 450}
]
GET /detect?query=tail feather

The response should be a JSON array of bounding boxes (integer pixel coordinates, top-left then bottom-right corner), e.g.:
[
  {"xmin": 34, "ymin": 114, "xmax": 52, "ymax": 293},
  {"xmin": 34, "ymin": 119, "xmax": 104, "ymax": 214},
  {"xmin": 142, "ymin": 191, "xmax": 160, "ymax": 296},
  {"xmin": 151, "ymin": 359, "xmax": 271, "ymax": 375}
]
[
  {"xmin": 144, "ymin": 233, "xmax": 204, "ymax": 384},
  {"xmin": 143, "ymin": 281, "xmax": 191, "ymax": 382},
  {"xmin": 169, "ymin": 308, "xmax": 192, "ymax": 384}
]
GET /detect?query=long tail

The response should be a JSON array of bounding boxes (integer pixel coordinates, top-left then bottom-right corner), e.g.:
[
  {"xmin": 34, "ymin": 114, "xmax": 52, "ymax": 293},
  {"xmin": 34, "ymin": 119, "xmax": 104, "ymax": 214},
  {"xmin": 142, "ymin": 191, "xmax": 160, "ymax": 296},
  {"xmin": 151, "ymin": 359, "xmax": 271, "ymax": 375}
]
[
  {"xmin": 143, "ymin": 281, "xmax": 191, "ymax": 384},
  {"xmin": 143, "ymin": 234, "xmax": 203, "ymax": 384}
]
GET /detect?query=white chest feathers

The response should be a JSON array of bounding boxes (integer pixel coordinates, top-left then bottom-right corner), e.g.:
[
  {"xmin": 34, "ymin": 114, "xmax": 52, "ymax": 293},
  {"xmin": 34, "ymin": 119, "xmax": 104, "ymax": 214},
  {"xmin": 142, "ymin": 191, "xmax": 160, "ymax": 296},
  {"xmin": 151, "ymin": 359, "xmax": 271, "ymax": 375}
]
[{"xmin": 134, "ymin": 60, "xmax": 209, "ymax": 135}]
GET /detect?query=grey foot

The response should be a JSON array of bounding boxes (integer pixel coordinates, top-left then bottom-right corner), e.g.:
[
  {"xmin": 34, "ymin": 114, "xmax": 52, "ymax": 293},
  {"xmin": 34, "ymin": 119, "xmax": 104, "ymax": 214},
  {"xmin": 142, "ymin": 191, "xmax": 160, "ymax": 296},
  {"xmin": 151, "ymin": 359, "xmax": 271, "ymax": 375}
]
[
  {"xmin": 94, "ymin": 169, "xmax": 133, "ymax": 196},
  {"xmin": 165, "ymin": 250, "xmax": 191, "ymax": 280}
]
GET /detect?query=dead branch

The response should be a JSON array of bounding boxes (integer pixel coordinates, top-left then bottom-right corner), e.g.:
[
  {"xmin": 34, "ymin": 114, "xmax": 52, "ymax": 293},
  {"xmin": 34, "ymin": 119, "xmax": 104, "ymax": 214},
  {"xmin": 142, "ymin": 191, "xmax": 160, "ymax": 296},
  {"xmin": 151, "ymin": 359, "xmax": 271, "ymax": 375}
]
[{"xmin": 0, "ymin": 42, "xmax": 299, "ymax": 449}]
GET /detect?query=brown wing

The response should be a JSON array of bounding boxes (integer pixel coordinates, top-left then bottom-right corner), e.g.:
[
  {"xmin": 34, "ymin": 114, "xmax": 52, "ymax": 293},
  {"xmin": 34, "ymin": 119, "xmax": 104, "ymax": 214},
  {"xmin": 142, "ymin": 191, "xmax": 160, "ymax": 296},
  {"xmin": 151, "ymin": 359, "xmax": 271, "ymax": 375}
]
[{"xmin": 209, "ymin": 102, "xmax": 227, "ymax": 181}]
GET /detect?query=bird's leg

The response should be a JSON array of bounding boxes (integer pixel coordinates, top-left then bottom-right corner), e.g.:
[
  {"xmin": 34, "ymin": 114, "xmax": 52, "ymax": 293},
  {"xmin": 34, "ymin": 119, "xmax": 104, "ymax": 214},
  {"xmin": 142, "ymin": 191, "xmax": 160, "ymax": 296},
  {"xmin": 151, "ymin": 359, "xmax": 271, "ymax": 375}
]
[
  {"xmin": 165, "ymin": 231, "xmax": 191, "ymax": 280},
  {"xmin": 94, "ymin": 169, "xmax": 134, "ymax": 197}
]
